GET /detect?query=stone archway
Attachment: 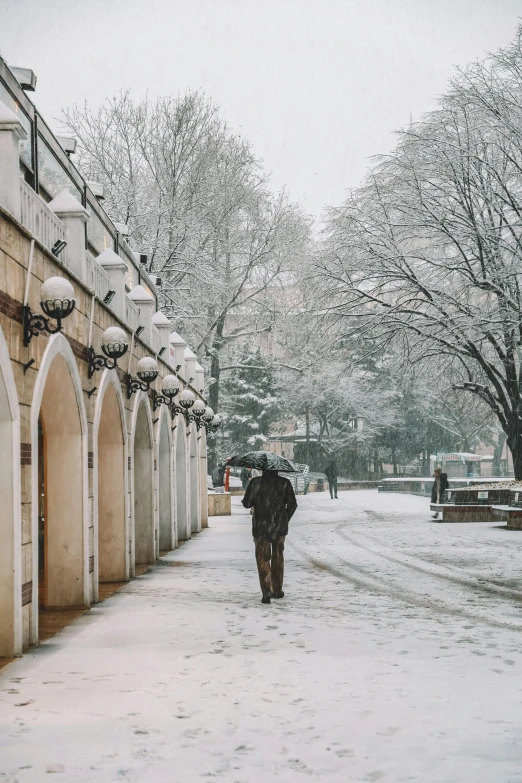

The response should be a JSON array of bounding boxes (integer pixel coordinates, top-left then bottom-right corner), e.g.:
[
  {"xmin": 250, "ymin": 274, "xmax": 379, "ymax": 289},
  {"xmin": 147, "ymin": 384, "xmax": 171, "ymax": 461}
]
[
  {"xmin": 94, "ymin": 372, "xmax": 128, "ymax": 600},
  {"xmin": 175, "ymin": 419, "xmax": 189, "ymax": 541},
  {"xmin": 0, "ymin": 324, "xmax": 22, "ymax": 657},
  {"xmin": 158, "ymin": 408, "xmax": 173, "ymax": 553},
  {"xmin": 31, "ymin": 335, "xmax": 89, "ymax": 643},
  {"xmin": 133, "ymin": 396, "xmax": 155, "ymax": 567},
  {"xmin": 189, "ymin": 425, "xmax": 200, "ymax": 534}
]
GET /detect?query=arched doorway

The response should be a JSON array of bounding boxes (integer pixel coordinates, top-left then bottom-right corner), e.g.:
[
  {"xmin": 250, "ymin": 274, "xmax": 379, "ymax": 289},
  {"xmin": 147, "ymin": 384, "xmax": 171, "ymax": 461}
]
[
  {"xmin": 32, "ymin": 338, "xmax": 88, "ymax": 643},
  {"xmin": 95, "ymin": 375, "xmax": 127, "ymax": 597},
  {"xmin": 189, "ymin": 425, "xmax": 200, "ymax": 534},
  {"xmin": 0, "ymin": 325, "xmax": 21, "ymax": 657},
  {"xmin": 158, "ymin": 410, "xmax": 173, "ymax": 553},
  {"xmin": 175, "ymin": 420, "xmax": 189, "ymax": 541},
  {"xmin": 133, "ymin": 397, "xmax": 154, "ymax": 567}
]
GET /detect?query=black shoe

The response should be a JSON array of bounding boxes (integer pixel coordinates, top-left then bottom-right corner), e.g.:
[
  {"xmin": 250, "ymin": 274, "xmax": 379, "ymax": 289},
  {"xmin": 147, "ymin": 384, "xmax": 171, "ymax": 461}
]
[
  {"xmin": 272, "ymin": 591, "xmax": 284, "ymax": 599},
  {"xmin": 334, "ymin": 496, "xmax": 338, "ymax": 499},
  {"xmin": 261, "ymin": 594, "xmax": 271, "ymax": 604}
]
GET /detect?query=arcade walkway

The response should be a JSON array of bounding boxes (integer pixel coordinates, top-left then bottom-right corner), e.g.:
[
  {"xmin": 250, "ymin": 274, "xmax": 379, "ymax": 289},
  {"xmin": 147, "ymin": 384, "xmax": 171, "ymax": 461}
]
[{"xmin": 1, "ymin": 491, "xmax": 522, "ymax": 782}]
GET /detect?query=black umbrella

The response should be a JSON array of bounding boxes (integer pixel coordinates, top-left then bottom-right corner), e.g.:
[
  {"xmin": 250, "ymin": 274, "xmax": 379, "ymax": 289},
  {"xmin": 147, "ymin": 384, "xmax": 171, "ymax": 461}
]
[{"xmin": 227, "ymin": 451, "xmax": 297, "ymax": 473}]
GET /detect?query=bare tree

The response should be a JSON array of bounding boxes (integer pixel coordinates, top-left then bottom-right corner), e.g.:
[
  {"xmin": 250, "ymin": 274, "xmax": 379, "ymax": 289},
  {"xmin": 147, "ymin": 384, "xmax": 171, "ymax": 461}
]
[
  {"xmin": 321, "ymin": 27, "xmax": 522, "ymax": 477},
  {"xmin": 62, "ymin": 91, "xmax": 311, "ymax": 467}
]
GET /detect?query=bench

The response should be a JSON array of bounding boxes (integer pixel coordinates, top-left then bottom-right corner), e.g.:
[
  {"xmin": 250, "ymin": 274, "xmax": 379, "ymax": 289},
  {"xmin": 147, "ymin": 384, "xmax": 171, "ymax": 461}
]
[
  {"xmin": 430, "ymin": 503, "xmax": 503, "ymax": 523},
  {"xmin": 491, "ymin": 506, "xmax": 522, "ymax": 530}
]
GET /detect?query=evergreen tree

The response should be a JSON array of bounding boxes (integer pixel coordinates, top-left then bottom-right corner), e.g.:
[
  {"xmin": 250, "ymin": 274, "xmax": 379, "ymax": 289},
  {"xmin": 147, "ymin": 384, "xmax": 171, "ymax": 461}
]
[{"xmin": 223, "ymin": 348, "xmax": 279, "ymax": 452}]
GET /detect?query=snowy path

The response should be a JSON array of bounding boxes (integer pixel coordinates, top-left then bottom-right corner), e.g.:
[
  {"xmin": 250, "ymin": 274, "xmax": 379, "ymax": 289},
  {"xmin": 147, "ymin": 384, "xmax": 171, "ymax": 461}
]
[{"xmin": 2, "ymin": 490, "xmax": 522, "ymax": 782}]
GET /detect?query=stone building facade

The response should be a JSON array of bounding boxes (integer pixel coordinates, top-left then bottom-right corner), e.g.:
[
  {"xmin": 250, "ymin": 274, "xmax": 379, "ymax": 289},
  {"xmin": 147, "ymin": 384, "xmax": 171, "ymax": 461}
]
[{"xmin": 0, "ymin": 61, "xmax": 215, "ymax": 658}]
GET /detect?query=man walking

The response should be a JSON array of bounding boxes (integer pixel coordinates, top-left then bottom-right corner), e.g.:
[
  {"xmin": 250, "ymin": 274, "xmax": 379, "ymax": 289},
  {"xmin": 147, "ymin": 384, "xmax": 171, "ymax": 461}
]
[
  {"xmin": 325, "ymin": 458, "xmax": 339, "ymax": 499},
  {"xmin": 431, "ymin": 466, "xmax": 449, "ymax": 519},
  {"xmin": 242, "ymin": 470, "xmax": 298, "ymax": 604}
]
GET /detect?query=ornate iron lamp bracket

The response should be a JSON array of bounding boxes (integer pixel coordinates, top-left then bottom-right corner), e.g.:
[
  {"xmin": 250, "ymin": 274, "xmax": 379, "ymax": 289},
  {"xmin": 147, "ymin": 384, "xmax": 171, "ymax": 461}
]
[
  {"xmin": 151, "ymin": 389, "xmax": 170, "ymax": 411},
  {"xmin": 125, "ymin": 374, "xmax": 154, "ymax": 399},
  {"xmin": 23, "ymin": 305, "xmax": 63, "ymax": 347},
  {"xmin": 88, "ymin": 346, "xmax": 118, "ymax": 379},
  {"xmin": 169, "ymin": 402, "xmax": 183, "ymax": 419}
]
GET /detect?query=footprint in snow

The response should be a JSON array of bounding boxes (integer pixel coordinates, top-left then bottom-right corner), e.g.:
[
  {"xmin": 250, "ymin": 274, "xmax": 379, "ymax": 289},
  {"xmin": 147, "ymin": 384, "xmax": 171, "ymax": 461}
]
[
  {"xmin": 46, "ymin": 763, "xmax": 65, "ymax": 773},
  {"xmin": 336, "ymin": 748, "xmax": 354, "ymax": 757}
]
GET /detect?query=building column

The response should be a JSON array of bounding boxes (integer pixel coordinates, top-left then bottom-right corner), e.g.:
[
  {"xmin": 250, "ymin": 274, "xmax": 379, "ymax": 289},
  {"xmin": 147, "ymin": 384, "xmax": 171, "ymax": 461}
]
[
  {"xmin": 127, "ymin": 285, "xmax": 155, "ymax": 346},
  {"xmin": 151, "ymin": 311, "xmax": 172, "ymax": 356},
  {"xmin": 0, "ymin": 100, "xmax": 27, "ymax": 221},
  {"xmin": 48, "ymin": 190, "xmax": 89, "ymax": 280},
  {"xmin": 96, "ymin": 248, "xmax": 128, "ymax": 320},
  {"xmin": 169, "ymin": 331, "xmax": 186, "ymax": 376}
]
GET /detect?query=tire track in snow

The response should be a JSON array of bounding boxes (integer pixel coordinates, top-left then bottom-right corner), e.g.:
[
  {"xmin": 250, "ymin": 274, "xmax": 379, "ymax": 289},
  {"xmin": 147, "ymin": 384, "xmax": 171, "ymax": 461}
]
[
  {"xmin": 361, "ymin": 507, "xmax": 517, "ymax": 552},
  {"xmin": 334, "ymin": 523, "xmax": 522, "ymax": 603},
  {"xmin": 288, "ymin": 536, "xmax": 522, "ymax": 632}
]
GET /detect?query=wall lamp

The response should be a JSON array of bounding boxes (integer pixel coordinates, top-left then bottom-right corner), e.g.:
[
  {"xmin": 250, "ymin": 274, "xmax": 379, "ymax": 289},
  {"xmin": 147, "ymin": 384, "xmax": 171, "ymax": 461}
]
[
  {"xmin": 103, "ymin": 289, "xmax": 116, "ymax": 305},
  {"xmin": 125, "ymin": 356, "xmax": 158, "ymax": 399},
  {"xmin": 51, "ymin": 239, "xmax": 67, "ymax": 257},
  {"xmin": 202, "ymin": 406, "xmax": 214, "ymax": 428},
  {"xmin": 152, "ymin": 374, "xmax": 179, "ymax": 411},
  {"xmin": 170, "ymin": 388, "xmax": 195, "ymax": 420},
  {"xmin": 158, "ymin": 345, "xmax": 166, "ymax": 357},
  {"xmin": 135, "ymin": 325, "xmax": 145, "ymax": 337},
  {"xmin": 88, "ymin": 326, "xmax": 129, "ymax": 379},
  {"xmin": 23, "ymin": 276, "xmax": 75, "ymax": 347},
  {"xmin": 195, "ymin": 406, "xmax": 214, "ymax": 439},
  {"xmin": 206, "ymin": 413, "xmax": 222, "ymax": 434},
  {"xmin": 186, "ymin": 398, "xmax": 207, "ymax": 428}
]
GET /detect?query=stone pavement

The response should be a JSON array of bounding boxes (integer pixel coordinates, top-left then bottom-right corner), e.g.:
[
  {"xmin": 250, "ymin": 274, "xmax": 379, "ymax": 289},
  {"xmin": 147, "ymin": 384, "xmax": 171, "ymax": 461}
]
[{"xmin": 2, "ymin": 491, "xmax": 522, "ymax": 782}]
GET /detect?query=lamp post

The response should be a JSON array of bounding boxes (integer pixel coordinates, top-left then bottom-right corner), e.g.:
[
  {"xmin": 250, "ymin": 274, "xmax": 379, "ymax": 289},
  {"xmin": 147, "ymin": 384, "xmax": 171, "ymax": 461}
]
[
  {"xmin": 23, "ymin": 276, "xmax": 76, "ymax": 347},
  {"xmin": 152, "ymin": 373, "xmax": 180, "ymax": 411},
  {"xmin": 125, "ymin": 356, "xmax": 158, "ymax": 398},
  {"xmin": 88, "ymin": 326, "xmax": 129, "ymax": 378}
]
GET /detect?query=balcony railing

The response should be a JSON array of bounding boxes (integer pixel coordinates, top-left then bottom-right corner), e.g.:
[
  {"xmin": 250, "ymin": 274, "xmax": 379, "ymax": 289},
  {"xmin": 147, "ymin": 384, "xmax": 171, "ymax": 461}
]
[
  {"xmin": 151, "ymin": 326, "xmax": 162, "ymax": 355},
  {"xmin": 1, "ymin": 57, "xmax": 157, "ymax": 310},
  {"xmin": 0, "ymin": 60, "xmax": 197, "ymax": 381},
  {"xmin": 125, "ymin": 297, "xmax": 141, "ymax": 333},
  {"xmin": 20, "ymin": 179, "xmax": 66, "ymax": 259},
  {"xmin": 86, "ymin": 251, "xmax": 111, "ymax": 302}
]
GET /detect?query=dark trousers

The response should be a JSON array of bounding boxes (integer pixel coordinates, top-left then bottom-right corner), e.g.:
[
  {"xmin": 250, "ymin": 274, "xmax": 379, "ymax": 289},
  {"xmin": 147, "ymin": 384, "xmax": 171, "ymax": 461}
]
[
  {"xmin": 329, "ymin": 478, "xmax": 338, "ymax": 498},
  {"xmin": 254, "ymin": 537, "xmax": 285, "ymax": 596}
]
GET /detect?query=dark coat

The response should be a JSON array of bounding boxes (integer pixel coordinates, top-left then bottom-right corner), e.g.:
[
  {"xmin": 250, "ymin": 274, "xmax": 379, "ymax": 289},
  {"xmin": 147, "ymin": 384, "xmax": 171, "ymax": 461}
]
[
  {"xmin": 240, "ymin": 467, "xmax": 251, "ymax": 490},
  {"xmin": 431, "ymin": 472, "xmax": 449, "ymax": 503},
  {"xmin": 242, "ymin": 472, "xmax": 298, "ymax": 541},
  {"xmin": 325, "ymin": 461, "xmax": 338, "ymax": 481},
  {"xmin": 212, "ymin": 464, "xmax": 226, "ymax": 488}
]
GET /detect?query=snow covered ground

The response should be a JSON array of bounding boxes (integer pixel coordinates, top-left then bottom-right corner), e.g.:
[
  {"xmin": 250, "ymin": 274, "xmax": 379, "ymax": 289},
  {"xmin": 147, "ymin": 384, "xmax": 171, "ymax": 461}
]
[{"xmin": 2, "ymin": 490, "xmax": 522, "ymax": 782}]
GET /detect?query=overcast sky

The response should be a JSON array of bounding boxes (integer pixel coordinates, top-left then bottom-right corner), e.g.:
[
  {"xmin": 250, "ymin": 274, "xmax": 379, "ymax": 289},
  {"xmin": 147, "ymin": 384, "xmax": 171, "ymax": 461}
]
[{"xmin": 1, "ymin": 0, "xmax": 521, "ymax": 216}]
